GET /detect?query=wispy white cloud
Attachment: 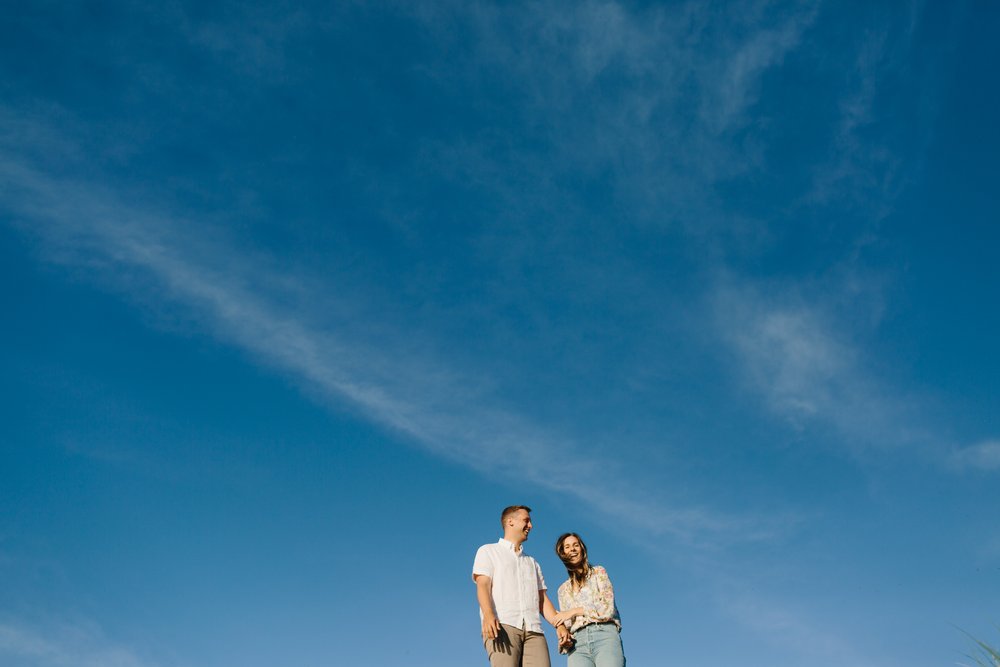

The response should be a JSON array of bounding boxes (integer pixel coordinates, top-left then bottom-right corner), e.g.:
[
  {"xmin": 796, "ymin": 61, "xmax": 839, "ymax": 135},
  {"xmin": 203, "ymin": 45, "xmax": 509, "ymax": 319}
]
[
  {"xmin": 975, "ymin": 531, "xmax": 1000, "ymax": 564},
  {"xmin": 718, "ymin": 590, "xmax": 883, "ymax": 667},
  {"xmin": 948, "ymin": 440, "xmax": 1000, "ymax": 472},
  {"xmin": 703, "ymin": 4, "xmax": 819, "ymax": 134},
  {"xmin": 713, "ymin": 279, "xmax": 1000, "ymax": 476},
  {"xmin": 805, "ymin": 21, "xmax": 892, "ymax": 207},
  {"xmin": 409, "ymin": 0, "xmax": 929, "ymax": 242},
  {"xmin": 0, "ymin": 620, "xmax": 157, "ymax": 667},
  {"xmin": 805, "ymin": 5, "xmax": 933, "ymax": 215},
  {"xmin": 406, "ymin": 0, "xmax": 821, "ymax": 220},
  {"xmin": 1, "ymin": 131, "xmax": 783, "ymax": 547},
  {"xmin": 713, "ymin": 280, "xmax": 913, "ymax": 447}
]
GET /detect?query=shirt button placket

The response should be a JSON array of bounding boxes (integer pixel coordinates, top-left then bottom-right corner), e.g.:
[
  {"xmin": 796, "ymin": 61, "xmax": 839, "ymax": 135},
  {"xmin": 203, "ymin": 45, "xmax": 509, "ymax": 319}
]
[{"xmin": 516, "ymin": 554, "xmax": 525, "ymax": 629}]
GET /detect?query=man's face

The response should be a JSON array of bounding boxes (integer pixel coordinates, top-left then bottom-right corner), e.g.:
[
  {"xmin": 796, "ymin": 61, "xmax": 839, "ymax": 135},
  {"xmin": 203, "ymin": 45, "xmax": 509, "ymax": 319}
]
[{"xmin": 508, "ymin": 509, "xmax": 532, "ymax": 541}]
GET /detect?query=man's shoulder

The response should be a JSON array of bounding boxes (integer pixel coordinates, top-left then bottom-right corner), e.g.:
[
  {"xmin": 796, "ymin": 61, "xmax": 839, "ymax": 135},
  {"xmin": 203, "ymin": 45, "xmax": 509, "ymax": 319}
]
[{"xmin": 474, "ymin": 541, "xmax": 504, "ymax": 561}]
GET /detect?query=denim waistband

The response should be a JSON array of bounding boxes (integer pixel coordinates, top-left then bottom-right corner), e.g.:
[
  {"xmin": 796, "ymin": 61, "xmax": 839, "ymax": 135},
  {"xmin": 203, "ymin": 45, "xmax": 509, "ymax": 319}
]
[{"xmin": 574, "ymin": 621, "xmax": 619, "ymax": 633}]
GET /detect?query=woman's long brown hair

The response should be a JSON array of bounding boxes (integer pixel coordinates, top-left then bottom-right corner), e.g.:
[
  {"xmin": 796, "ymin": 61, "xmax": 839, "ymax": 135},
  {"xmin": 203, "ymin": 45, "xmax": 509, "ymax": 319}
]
[{"xmin": 555, "ymin": 532, "xmax": 592, "ymax": 591}]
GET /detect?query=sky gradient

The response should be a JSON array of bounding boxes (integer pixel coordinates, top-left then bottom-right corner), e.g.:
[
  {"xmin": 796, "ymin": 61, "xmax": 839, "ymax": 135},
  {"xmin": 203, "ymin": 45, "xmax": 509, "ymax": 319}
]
[{"xmin": 2, "ymin": 1, "xmax": 998, "ymax": 666}]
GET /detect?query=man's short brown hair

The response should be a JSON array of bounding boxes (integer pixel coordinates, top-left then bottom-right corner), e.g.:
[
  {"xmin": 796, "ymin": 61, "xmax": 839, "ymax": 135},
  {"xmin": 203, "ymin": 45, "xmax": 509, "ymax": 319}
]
[{"xmin": 500, "ymin": 505, "xmax": 532, "ymax": 527}]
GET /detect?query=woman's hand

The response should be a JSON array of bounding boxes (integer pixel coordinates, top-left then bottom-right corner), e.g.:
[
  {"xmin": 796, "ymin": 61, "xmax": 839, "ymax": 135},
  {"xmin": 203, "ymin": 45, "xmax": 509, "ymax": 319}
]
[{"xmin": 552, "ymin": 608, "xmax": 583, "ymax": 626}]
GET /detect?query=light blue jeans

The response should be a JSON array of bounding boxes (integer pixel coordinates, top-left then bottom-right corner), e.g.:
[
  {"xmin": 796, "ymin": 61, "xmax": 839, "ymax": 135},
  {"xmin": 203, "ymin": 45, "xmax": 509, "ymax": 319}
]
[{"xmin": 567, "ymin": 623, "xmax": 625, "ymax": 667}]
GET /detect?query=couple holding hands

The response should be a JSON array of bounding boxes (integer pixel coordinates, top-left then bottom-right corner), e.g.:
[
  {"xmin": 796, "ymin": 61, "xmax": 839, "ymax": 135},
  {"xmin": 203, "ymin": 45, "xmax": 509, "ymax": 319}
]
[{"xmin": 472, "ymin": 505, "xmax": 626, "ymax": 667}]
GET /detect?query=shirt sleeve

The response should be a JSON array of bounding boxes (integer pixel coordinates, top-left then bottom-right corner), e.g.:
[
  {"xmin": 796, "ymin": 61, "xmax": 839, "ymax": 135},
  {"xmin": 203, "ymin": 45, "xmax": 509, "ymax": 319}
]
[
  {"xmin": 535, "ymin": 560, "xmax": 547, "ymax": 591},
  {"xmin": 586, "ymin": 566, "xmax": 616, "ymax": 621},
  {"xmin": 472, "ymin": 545, "xmax": 494, "ymax": 580}
]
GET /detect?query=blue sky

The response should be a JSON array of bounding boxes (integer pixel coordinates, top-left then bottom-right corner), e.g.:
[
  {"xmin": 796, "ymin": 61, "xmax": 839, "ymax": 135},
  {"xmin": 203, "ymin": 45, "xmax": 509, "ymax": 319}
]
[{"xmin": 1, "ymin": 1, "xmax": 998, "ymax": 665}]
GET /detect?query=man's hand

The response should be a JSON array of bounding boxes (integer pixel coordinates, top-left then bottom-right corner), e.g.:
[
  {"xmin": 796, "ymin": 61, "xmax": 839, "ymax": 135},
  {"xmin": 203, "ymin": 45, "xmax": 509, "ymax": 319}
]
[
  {"xmin": 556, "ymin": 624, "xmax": 573, "ymax": 649},
  {"xmin": 481, "ymin": 611, "xmax": 501, "ymax": 641}
]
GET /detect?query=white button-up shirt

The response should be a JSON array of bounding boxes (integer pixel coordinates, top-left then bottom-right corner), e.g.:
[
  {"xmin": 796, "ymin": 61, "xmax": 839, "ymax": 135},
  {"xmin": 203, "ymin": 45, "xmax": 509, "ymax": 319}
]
[{"xmin": 472, "ymin": 538, "xmax": 547, "ymax": 632}]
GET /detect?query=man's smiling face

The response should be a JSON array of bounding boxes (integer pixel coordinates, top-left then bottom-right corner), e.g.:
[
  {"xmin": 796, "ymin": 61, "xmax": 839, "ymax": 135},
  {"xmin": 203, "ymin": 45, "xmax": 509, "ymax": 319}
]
[{"xmin": 507, "ymin": 509, "xmax": 532, "ymax": 543}]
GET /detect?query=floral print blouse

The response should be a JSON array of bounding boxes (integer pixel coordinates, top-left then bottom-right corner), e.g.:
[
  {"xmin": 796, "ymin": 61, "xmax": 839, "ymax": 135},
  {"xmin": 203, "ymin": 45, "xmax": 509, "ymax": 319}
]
[{"xmin": 556, "ymin": 565, "xmax": 622, "ymax": 634}]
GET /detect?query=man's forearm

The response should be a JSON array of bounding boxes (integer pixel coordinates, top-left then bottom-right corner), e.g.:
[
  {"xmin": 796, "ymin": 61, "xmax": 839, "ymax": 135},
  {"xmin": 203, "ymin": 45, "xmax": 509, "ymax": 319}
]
[
  {"xmin": 476, "ymin": 579, "xmax": 496, "ymax": 618},
  {"xmin": 540, "ymin": 592, "xmax": 559, "ymax": 626}
]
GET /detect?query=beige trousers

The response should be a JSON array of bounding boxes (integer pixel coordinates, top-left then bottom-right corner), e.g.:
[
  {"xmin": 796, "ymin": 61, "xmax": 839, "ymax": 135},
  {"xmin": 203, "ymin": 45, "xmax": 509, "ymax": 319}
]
[{"xmin": 484, "ymin": 623, "xmax": 551, "ymax": 667}]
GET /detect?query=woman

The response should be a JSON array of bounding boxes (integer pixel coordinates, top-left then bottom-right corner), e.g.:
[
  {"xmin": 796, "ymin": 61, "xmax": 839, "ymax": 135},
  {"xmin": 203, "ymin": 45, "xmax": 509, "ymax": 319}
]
[{"xmin": 552, "ymin": 533, "xmax": 625, "ymax": 667}]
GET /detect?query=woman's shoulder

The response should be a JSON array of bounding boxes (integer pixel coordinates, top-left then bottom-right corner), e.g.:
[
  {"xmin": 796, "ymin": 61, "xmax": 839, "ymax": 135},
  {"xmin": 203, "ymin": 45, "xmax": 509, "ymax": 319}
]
[{"xmin": 591, "ymin": 564, "xmax": 608, "ymax": 574}]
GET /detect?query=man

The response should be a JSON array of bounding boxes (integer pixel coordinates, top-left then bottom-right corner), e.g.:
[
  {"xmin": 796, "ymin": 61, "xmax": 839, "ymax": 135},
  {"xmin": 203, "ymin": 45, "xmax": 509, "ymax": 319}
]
[{"xmin": 472, "ymin": 505, "xmax": 572, "ymax": 667}]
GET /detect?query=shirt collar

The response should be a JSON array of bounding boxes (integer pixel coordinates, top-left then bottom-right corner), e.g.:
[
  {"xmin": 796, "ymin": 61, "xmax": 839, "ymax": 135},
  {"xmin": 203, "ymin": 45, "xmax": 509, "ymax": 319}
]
[{"xmin": 498, "ymin": 538, "xmax": 524, "ymax": 554}]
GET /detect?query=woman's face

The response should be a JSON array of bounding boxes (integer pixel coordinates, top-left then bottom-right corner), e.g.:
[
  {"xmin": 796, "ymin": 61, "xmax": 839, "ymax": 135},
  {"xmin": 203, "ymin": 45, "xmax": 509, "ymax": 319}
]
[{"xmin": 561, "ymin": 535, "xmax": 584, "ymax": 565}]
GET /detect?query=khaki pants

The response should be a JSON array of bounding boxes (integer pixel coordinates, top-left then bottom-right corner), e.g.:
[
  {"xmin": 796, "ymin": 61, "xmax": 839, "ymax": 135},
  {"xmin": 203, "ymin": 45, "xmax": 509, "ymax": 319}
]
[{"xmin": 484, "ymin": 623, "xmax": 551, "ymax": 667}]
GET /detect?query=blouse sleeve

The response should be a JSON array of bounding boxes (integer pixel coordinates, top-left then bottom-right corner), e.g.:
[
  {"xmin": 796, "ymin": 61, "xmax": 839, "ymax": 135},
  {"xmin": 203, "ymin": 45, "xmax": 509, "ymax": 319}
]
[
  {"xmin": 557, "ymin": 580, "xmax": 570, "ymax": 613},
  {"xmin": 585, "ymin": 566, "xmax": 617, "ymax": 621}
]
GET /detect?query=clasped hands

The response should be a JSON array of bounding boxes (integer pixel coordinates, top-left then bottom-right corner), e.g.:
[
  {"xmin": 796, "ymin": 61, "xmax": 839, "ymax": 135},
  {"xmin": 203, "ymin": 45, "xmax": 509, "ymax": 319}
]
[{"xmin": 556, "ymin": 624, "xmax": 574, "ymax": 650}]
